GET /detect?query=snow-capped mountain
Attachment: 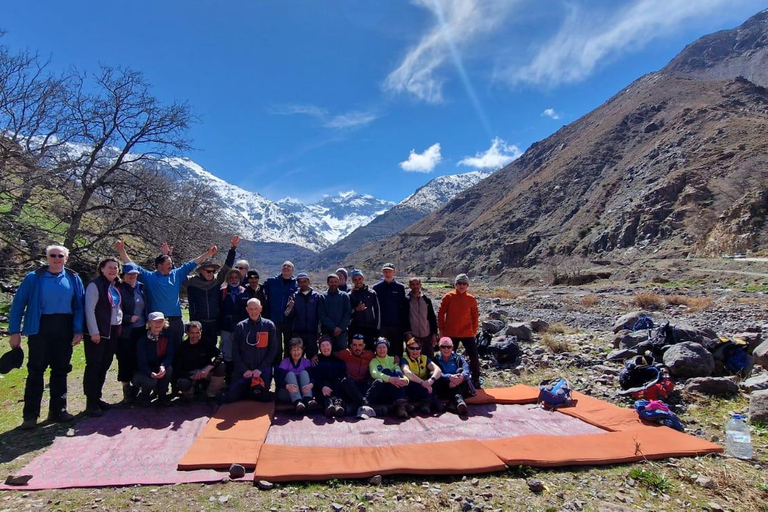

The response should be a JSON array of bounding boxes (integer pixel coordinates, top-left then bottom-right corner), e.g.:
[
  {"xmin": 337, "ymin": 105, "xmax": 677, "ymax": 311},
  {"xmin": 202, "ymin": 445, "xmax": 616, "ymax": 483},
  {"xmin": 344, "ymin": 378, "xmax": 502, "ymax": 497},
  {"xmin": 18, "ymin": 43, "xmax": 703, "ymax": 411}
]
[
  {"xmin": 398, "ymin": 170, "xmax": 492, "ymax": 213},
  {"xmin": 278, "ymin": 192, "xmax": 394, "ymax": 245}
]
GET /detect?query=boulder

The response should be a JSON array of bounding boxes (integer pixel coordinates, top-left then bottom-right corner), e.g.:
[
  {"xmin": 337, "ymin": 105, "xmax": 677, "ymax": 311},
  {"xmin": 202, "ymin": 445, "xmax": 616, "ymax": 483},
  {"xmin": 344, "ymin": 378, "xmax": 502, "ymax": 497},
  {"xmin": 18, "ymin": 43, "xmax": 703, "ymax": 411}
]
[
  {"xmin": 684, "ymin": 377, "xmax": 739, "ymax": 396},
  {"xmin": 529, "ymin": 319, "xmax": 550, "ymax": 333},
  {"xmin": 734, "ymin": 331, "xmax": 762, "ymax": 353},
  {"xmin": 749, "ymin": 389, "xmax": 768, "ymax": 423},
  {"xmin": 612, "ymin": 330, "xmax": 650, "ymax": 349},
  {"xmin": 612, "ymin": 311, "xmax": 649, "ymax": 333},
  {"xmin": 753, "ymin": 339, "xmax": 768, "ymax": 370},
  {"xmin": 663, "ymin": 342, "xmax": 715, "ymax": 378},
  {"xmin": 606, "ymin": 348, "xmax": 637, "ymax": 361},
  {"xmin": 482, "ymin": 319, "xmax": 505, "ymax": 335},
  {"xmin": 740, "ymin": 373, "xmax": 768, "ymax": 393},
  {"xmin": 506, "ymin": 322, "xmax": 533, "ymax": 341}
]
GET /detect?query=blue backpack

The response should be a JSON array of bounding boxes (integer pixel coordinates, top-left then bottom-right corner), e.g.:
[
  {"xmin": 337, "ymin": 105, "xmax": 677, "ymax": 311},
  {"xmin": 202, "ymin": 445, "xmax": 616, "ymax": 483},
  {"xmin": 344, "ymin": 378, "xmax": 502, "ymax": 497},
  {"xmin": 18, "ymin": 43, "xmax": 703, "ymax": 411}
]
[{"xmin": 538, "ymin": 378, "xmax": 573, "ymax": 410}]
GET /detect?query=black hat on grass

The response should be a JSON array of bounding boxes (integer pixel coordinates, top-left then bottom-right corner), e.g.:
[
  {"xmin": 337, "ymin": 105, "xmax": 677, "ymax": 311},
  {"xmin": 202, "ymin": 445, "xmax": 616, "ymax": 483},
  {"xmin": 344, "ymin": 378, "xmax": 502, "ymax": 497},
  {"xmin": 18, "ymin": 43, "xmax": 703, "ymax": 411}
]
[{"xmin": 0, "ymin": 346, "xmax": 23, "ymax": 374}]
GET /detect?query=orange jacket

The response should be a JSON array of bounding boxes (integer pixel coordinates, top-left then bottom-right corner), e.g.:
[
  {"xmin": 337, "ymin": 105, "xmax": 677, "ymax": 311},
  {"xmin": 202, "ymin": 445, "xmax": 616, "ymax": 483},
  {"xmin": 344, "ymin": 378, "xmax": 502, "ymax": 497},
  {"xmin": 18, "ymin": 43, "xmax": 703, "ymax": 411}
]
[{"xmin": 438, "ymin": 290, "xmax": 478, "ymax": 338}]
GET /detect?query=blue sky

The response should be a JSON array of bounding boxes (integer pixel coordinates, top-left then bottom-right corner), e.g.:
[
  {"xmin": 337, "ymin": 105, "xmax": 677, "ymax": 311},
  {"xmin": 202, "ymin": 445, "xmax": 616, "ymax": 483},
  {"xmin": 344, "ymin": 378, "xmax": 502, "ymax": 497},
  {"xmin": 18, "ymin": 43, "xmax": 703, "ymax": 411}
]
[{"xmin": 3, "ymin": 1, "xmax": 766, "ymax": 203}]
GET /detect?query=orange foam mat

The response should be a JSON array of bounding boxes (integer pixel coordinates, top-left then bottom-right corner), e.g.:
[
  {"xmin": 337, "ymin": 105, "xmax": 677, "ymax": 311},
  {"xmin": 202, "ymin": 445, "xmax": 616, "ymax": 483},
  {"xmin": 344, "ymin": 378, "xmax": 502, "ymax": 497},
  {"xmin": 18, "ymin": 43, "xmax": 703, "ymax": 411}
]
[
  {"xmin": 466, "ymin": 384, "xmax": 539, "ymax": 405},
  {"xmin": 253, "ymin": 440, "xmax": 507, "ymax": 482},
  {"xmin": 177, "ymin": 401, "xmax": 274, "ymax": 470}
]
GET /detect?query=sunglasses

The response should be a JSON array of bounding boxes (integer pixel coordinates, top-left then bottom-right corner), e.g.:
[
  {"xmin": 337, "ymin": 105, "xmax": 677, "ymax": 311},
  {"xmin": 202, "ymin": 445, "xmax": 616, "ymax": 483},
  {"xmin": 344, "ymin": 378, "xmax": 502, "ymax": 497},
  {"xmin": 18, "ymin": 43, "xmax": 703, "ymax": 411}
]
[
  {"xmin": 439, "ymin": 345, "xmax": 453, "ymax": 349},
  {"xmin": 48, "ymin": 254, "xmax": 66, "ymax": 258},
  {"xmin": 407, "ymin": 346, "xmax": 421, "ymax": 351},
  {"xmin": 236, "ymin": 266, "xmax": 248, "ymax": 270},
  {"xmin": 201, "ymin": 269, "xmax": 214, "ymax": 274}
]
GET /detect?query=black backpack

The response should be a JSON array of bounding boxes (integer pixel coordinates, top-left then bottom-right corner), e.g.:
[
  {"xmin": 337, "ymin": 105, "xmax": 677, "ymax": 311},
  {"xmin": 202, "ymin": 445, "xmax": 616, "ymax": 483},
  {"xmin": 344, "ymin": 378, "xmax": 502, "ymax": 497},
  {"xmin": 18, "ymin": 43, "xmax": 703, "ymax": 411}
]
[
  {"xmin": 489, "ymin": 336, "xmax": 521, "ymax": 366},
  {"xmin": 476, "ymin": 330, "xmax": 493, "ymax": 357}
]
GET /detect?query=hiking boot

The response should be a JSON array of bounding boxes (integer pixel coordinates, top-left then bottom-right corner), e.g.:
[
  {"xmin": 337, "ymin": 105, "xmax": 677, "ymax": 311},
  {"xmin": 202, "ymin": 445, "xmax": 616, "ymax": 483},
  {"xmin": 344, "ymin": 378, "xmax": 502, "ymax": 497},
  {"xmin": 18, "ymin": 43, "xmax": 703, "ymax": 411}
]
[
  {"xmin": 305, "ymin": 398, "xmax": 320, "ymax": 412},
  {"xmin": 394, "ymin": 399, "xmax": 409, "ymax": 419},
  {"xmin": 405, "ymin": 403, "xmax": 416, "ymax": 416},
  {"xmin": 417, "ymin": 400, "xmax": 432, "ymax": 415},
  {"xmin": 373, "ymin": 405, "xmax": 389, "ymax": 417},
  {"xmin": 98, "ymin": 400, "xmax": 112, "ymax": 411},
  {"xmin": 85, "ymin": 401, "xmax": 103, "ymax": 417},
  {"xmin": 47, "ymin": 410, "xmax": 75, "ymax": 423},
  {"xmin": 122, "ymin": 382, "xmax": 136, "ymax": 404},
  {"xmin": 431, "ymin": 396, "xmax": 446, "ymax": 414},
  {"xmin": 19, "ymin": 418, "xmax": 37, "ymax": 430},
  {"xmin": 325, "ymin": 402, "xmax": 336, "ymax": 417},
  {"xmin": 294, "ymin": 400, "xmax": 306, "ymax": 415},
  {"xmin": 455, "ymin": 395, "xmax": 468, "ymax": 416},
  {"xmin": 334, "ymin": 404, "xmax": 345, "ymax": 417}
]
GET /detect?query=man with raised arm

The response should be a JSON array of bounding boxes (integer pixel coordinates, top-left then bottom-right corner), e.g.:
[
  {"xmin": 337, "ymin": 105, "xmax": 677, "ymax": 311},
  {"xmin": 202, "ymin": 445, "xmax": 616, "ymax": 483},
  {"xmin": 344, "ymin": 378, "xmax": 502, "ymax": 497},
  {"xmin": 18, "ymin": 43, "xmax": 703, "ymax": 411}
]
[{"xmin": 113, "ymin": 239, "xmax": 217, "ymax": 348}]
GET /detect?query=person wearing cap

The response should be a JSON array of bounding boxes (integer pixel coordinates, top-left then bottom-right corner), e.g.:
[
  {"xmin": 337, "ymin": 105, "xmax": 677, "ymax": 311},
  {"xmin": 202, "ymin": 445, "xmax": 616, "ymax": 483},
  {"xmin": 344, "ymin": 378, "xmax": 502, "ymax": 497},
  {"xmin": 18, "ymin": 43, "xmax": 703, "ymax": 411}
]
[
  {"xmin": 438, "ymin": 273, "xmax": 481, "ymax": 389},
  {"xmin": 373, "ymin": 263, "xmax": 407, "ymax": 359},
  {"xmin": 219, "ymin": 268, "xmax": 248, "ymax": 383},
  {"xmin": 336, "ymin": 333, "xmax": 376, "ymax": 418},
  {"xmin": 401, "ymin": 338, "xmax": 444, "ymax": 414},
  {"xmin": 348, "ymin": 269, "xmax": 381, "ymax": 351},
  {"xmin": 288, "ymin": 272, "xmax": 321, "ymax": 360},
  {"xmin": 9, "ymin": 244, "xmax": 85, "ymax": 429},
  {"xmin": 433, "ymin": 337, "xmax": 473, "ymax": 415},
  {"xmin": 244, "ymin": 269, "xmax": 266, "ymax": 306},
  {"xmin": 225, "ymin": 298, "xmax": 278, "ymax": 403},
  {"xmin": 262, "ymin": 261, "xmax": 299, "ymax": 363},
  {"xmin": 310, "ymin": 336, "xmax": 347, "ymax": 417},
  {"xmin": 335, "ymin": 268, "xmax": 350, "ymax": 293},
  {"xmin": 187, "ymin": 235, "xmax": 240, "ymax": 348},
  {"xmin": 174, "ymin": 321, "xmax": 226, "ymax": 402},
  {"xmin": 403, "ymin": 277, "xmax": 438, "ymax": 356},
  {"xmin": 113, "ymin": 239, "xmax": 218, "ymax": 349},
  {"xmin": 134, "ymin": 312, "xmax": 175, "ymax": 406},
  {"xmin": 118, "ymin": 262, "xmax": 147, "ymax": 403},
  {"xmin": 366, "ymin": 338, "xmax": 410, "ymax": 418},
  {"xmin": 319, "ymin": 273, "xmax": 351, "ymax": 353},
  {"xmin": 83, "ymin": 257, "xmax": 123, "ymax": 417}
]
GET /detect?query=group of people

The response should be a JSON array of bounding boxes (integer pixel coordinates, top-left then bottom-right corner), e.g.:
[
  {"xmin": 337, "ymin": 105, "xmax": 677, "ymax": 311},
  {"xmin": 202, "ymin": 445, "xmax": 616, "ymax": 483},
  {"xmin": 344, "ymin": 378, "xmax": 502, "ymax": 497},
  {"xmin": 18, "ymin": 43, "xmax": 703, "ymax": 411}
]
[{"xmin": 7, "ymin": 238, "xmax": 481, "ymax": 429}]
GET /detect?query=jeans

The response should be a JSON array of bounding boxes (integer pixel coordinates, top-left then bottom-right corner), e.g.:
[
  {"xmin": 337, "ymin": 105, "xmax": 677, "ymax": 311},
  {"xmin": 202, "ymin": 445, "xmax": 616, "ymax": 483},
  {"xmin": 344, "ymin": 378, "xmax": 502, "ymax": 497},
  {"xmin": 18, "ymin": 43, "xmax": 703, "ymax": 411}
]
[
  {"xmin": 451, "ymin": 336, "xmax": 481, "ymax": 387},
  {"xmin": 277, "ymin": 370, "xmax": 312, "ymax": 403},
  {"xmin": 83, "ymin": 325, "xmax": 118, "ymax": 402},
  {"xmin": 24, "ymin": 314, "xmax": 74, "ymax": 420}
]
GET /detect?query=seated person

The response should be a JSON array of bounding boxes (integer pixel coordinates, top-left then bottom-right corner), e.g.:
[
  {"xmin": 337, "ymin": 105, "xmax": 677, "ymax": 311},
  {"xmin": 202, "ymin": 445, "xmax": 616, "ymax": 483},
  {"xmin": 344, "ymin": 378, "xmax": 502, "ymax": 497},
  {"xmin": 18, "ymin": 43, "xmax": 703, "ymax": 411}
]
[
  {"xmin": 336, "ymin": 333, "xmax": 377, "ymax": 419},
  {"xmin": 366, "ymin": 338, "xmax": 410, "ymax": 419},
  {"xmin": 311, "ymin": 335, "xmax": 347, "ymax": 417},
  {"xmin": 433, "ymin": 337, "xmax": 475, "ymax": 416},
  {"xmin": 174, "ymin": 321, "xmax": 226, "ymax": 402},
  {"xmin": 275, "ymin": 337, "xmax": 318, "ymax": 414},
  {"xmin": 225, "ymin": 298, "xmax": 277, "ymax": 403},
  {"xmin": 133, "ymin": 312, "xmax": 174, "ymax": 406},
  {"xmin": 400, "ymin": 338, "xmax": 443, "ymax": 414}
]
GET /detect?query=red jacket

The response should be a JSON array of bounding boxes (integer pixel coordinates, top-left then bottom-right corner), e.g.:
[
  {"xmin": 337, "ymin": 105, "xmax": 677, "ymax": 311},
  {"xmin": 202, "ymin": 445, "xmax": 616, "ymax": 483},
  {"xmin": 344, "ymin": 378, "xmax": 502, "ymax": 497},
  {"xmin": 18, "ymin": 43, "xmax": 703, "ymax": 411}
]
[
  {"xmin": 337, "ymin": 348, "xmax": 375, "ymax": 383},
  {"xmin": 438, "ymin": 290, "xmax": 479, "ymax": 338}
]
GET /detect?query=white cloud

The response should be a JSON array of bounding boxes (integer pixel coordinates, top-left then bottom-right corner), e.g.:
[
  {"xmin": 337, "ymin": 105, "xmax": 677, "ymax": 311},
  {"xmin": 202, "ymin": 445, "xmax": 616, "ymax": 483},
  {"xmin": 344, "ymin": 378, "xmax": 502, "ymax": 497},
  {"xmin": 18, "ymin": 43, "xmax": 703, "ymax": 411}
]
[
  {"xmin": 541, "ymin": 108, "xmax": 560, "ymax": 120},
  {"xmin": 458, "ymin": 137, "xmax": 521, "ymax": 170},
  {"xmin": 384, "ymin": 0, "xmax": 515, "ymax": 103},
  {"xmin": 269, "ymin": 103, "xmax": 378, "ymax": 129},
  {"xmin": 506, "ymin": 0, "xmax": 738, "ymax": 87},
  {"xmin": 400, "ymin": 143, "xmax": 442, "ymax": 173}
]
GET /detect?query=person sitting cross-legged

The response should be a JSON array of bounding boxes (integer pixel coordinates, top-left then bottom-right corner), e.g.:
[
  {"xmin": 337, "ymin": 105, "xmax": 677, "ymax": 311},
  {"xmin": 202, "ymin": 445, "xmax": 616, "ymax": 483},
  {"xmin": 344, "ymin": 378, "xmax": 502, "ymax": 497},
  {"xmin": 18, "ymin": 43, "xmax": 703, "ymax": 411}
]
[
  {"xmin": 433, "ymin": 337, "xmax": 475, "ymax": 416},
  {"xmin": 133, "ymin": 312, "xmax": 174, "ymax": 407},
  {"xmin": 366, "ymin": 338, "xmax": 410, "ymax": 419},
  {"xmin": 275, "ymin": 337, "xmax": 319, "ymax": 415},
  {"xmin": 174, "ymin": 321, "xmax": 226, "ymax": 403},
  {"xmin": 400, "ymin": 338, "xmax": 444, "ymax": 415},
  {"xmin": 311, "ymin": 335, "xmax": 347, "ymax": 417}
]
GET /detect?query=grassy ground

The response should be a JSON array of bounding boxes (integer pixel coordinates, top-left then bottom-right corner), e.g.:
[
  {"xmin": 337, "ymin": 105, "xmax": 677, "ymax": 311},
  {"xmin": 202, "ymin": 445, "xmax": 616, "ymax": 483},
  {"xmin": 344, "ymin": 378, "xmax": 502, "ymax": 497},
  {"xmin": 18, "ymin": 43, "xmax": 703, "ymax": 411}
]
[{"xmin": 1, "ymin": 290, "xmax": 767, "ymax": 512}]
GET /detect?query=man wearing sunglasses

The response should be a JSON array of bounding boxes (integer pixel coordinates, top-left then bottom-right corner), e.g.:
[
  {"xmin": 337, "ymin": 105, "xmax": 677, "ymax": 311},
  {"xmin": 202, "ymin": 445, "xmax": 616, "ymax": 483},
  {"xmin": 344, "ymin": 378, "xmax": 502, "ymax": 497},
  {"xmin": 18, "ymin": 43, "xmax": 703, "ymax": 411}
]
[{"xmin": 9, "ymin": 245, "xmax": 85, "ymax": 430}]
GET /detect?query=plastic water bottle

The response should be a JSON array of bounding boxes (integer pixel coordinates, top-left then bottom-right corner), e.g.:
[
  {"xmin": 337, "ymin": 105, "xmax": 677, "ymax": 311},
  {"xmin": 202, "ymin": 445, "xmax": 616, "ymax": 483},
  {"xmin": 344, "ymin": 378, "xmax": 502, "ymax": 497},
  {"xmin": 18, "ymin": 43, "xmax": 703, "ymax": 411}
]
[{"xmin": 725, "ymin": 414, "xmax": 753, "ymax": 459}]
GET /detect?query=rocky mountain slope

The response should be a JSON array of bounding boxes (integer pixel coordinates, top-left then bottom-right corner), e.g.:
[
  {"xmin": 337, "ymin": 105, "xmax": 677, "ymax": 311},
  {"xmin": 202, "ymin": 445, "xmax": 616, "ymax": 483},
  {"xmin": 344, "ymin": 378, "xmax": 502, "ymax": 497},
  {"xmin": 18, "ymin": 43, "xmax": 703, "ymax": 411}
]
[
  {"xmin": 348, "ymin": 10, "xmax": 768, "ymax": 277},
  {"xmin": 308, "ymin": 170, "xmax": 493, "ymax": 269}
]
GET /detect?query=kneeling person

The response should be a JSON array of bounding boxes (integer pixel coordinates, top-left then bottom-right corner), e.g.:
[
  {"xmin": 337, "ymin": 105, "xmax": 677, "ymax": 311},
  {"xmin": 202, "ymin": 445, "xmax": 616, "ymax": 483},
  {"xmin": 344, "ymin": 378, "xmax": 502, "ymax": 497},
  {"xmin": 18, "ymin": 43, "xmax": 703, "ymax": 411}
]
[
  {"xmin": 366, "ymin": 338, "xmax": 410, "ymax": 418},
  {"xmin": 401, "ymin": 338, "xmax": 443, "ymax": 414},
  {"xmin": 175, "ymin": 321, "xmax": 226, "ymax": 402}
]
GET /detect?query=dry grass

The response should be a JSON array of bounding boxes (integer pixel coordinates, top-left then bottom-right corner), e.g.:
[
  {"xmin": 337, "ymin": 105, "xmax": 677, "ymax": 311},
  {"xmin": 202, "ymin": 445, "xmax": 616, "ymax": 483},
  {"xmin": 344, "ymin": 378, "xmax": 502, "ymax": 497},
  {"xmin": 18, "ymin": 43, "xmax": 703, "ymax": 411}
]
[
  {"xmin": 478, "ymin": 286, "xmax": 524, "ymax": 299},
  {"xmin": 541, "ymin": 332, "xmax": 572, "ymax": 353},
  {"xmin": 546, "ymin": 322, "xmax": 580, "ymax": 335},
  {"xmin": 633, "ymin": 291, "xmax": 665, "ymax": 310},
  {"xmin": 665, "ymin": 294, "xmax": 714, "ymax": 312},
  {"xmin": 580, "ymin": 294, "xmax": 600, "ymax": 307}
]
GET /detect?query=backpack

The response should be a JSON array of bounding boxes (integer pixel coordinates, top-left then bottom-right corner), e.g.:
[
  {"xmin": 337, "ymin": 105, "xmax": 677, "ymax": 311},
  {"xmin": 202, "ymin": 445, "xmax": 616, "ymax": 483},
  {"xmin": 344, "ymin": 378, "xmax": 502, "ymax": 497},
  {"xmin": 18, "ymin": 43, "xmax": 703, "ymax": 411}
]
[
  {"xmin": 476, "ymin": 330, "xmax": 493, "ymax": 357},
  {"xmin": 634, "ymin": 400, "xmax": 684, "ymax": 431},
  {"xmin": 705, "ymin": 336, "xmax": 751, "ymax": 375},
  {"xmin": 628, "ymin": 314, "xmax": 654, "ymax": 332},
  {"xmin": 538, "ymin": 378, "xmax": 573, "ymax": 410},
  {"xmin": 489, "ymin": 336, "xmax": 521, "ymax": 366}
]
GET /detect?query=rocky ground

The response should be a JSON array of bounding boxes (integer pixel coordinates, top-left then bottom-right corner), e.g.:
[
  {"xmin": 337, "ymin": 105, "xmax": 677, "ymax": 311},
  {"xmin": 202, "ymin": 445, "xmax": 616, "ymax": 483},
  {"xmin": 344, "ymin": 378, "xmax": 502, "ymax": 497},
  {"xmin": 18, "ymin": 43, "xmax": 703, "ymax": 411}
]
[{"xmin": 1, "ymin": 261, "xmax": 767, "ymax": 511}]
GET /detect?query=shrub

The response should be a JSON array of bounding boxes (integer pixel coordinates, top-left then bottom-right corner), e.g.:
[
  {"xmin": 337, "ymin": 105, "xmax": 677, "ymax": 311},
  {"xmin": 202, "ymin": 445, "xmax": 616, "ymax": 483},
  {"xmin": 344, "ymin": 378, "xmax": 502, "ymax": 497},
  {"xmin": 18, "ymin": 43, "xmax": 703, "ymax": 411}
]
[
  {"xmin": 541, "ymin": 333, "xmax": 572, "ymax": 353},
  {"xmin": 580, "ymin": 294, "xmax": 600, "ymax": 307},
  {"xmin": 633, "ymin": 291, "xmax": 664, "ymax": 310},
  {"xmin": 665, "ymin": 294, "xmax": 714, "ymax": 312},
  {"xmin": 546, "ymin": 322, "xmax": 580, "ymax": 335}
]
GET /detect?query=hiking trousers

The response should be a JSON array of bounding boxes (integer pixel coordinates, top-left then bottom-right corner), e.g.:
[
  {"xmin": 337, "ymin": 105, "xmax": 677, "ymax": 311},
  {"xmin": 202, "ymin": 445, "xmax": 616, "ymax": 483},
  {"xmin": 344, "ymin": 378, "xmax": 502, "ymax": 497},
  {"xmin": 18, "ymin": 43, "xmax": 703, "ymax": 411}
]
[{"xmin": 24, "ymin": 314, "xmax": 74, "ymax": 420}]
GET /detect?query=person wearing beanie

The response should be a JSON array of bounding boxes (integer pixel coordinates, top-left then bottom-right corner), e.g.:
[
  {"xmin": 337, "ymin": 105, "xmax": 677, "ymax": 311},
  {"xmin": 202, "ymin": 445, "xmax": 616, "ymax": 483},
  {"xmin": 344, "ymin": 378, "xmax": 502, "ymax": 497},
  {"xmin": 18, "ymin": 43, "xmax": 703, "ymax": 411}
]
[
  {"xmin": 365, "ymin": 337, "xmax": 410, "ymax": 418},
  {"xmin": 244, "ymin": 269, "xmax": 266, "ymax": 306},
  {"xmin": 335, "ymin": 268, "xmax": 350, "ymax": 293},
  {"xmin": 310, "ymin": 336, "xmax": 348, "ymax": 417},
  {"xmin": 438, "ymin": 273, "xmax": 481, "ymax": 389},
  {"xmin": 348, "ymin": 269, "xmax": 381, "ymax": 351}
]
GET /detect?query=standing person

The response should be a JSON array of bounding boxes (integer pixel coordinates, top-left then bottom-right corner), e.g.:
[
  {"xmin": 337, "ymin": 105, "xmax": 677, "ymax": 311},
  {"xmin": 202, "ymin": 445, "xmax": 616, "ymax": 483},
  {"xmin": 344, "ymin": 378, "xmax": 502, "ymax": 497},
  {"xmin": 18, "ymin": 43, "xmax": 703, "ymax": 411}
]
[
  {"xmin": 187, "ymin": 236, "xmax": 239, "ymax": 348},
  {"xmin": 113, "ymin": 239, "xmax": 218, "ymax": 348},
  {"xmin": 8, "ymin": 245, "xmax": 85, "ymax": 429},
  {"xmin": 372, "ymin": 263, "xmax": 407, "ymax": 358},
  {"xmin": 174, "ymin": 321, "xmax": 226, "ymax": 403},
  {"xmin": 433, "ymin": 337, "xmax": 474, "ymax": 415},
  {"xmin": 225, "ymin": 298, "xmax": 278, "ymax": 403},
  {"xmin": 219, "ymin": 269, "xmax": 247, "ymax": 383},
  {"xmin": 403, "ymin": 277, "xmax": 438, "ymax": 356},
  {"xmin": 234, "ymin": 259, "xmax": 250, "ymax": 285},
  {"xmin": 244, "ymin": 270, "xmax": 266, "ymax": 306},
  {"xmin": 318, "ymin": 274, "xmax": 351, "ymax": 353},
  {"xmin": 437, "ymin": 274, "xmax": 481, "ymax": 389},
  {"xmin": 335, "ymin": 268, "xmax": 350, "ymax": 292},
  {"xmin": 348, "ymin": 270, "xmax": 380, "ymax": 351},
  {"xmin": 134, "ymin": 312, "xmax": 174, "ymax": 406},
  {"xmin": 83, "ymin": 257, "xmax": 123, "ymax": 417},
  {"xmin": 262, "ymin": 261, "xmax": 298, "ymax": 360},
  {"xmin": 289, "ymin": 272, "xmax": 320, "ymax": 360},
  {"xmin": 118, "ymin": 263, "xmax": 147, "ymax": 403}
]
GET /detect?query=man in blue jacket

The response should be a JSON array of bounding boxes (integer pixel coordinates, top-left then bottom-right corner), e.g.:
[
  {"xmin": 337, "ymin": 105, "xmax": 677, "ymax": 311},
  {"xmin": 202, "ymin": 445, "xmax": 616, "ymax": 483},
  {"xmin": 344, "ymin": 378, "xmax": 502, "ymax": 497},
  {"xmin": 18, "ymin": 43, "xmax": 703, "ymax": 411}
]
[
  {"xmin": 319, "ymin": 274, "xmax": 351, "ymax": 353},
  {"xmin": 9, "ymin": 245, "xmax": 85, "ymax": 430},
  {"xmin": 289, "ymin": 272, "xmax": 321, "ymax": 360},
  {"xmin": 262, "ymin": 261, "xmax": 298, "ymax": 361}
]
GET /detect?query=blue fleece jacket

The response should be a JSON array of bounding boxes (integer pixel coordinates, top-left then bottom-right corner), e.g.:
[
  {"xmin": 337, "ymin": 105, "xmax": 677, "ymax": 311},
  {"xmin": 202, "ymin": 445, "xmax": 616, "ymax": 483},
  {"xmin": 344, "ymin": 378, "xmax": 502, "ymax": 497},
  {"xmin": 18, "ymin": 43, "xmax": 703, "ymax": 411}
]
[{"xmin": 9, "ymin": 266, "xmax": 85, "ymax": 336}]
